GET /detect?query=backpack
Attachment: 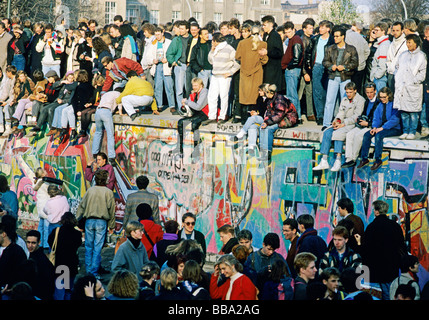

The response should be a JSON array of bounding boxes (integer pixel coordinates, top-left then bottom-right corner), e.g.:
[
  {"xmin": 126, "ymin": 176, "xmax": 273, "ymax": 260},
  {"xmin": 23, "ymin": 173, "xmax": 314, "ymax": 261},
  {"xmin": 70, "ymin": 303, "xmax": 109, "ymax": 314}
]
[{"xmin": 277, "ymin": 277, "xmax": 295, "ymax": 300}]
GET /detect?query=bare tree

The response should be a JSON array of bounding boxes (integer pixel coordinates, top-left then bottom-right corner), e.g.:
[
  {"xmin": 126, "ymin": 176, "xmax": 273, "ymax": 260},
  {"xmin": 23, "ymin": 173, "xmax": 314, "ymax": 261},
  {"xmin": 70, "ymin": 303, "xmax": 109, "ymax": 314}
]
[{"xmin": 371, "ymin": 0, "xmax": 429, "ymax": 22}]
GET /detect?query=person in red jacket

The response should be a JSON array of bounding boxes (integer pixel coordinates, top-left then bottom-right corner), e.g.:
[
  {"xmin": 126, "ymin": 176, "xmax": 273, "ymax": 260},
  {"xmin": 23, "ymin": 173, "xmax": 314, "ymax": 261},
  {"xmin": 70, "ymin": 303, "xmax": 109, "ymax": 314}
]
[
  {"xmin": 136, "ymin": 203, "xmax": 163, "ymax": 259},
  {"xmin": 210, "ymin": 254, "xmax": 257, "ymax": 300},
  {"xmin": 101, "ymin": 56, "xmax": 145, "ymax": 94}
]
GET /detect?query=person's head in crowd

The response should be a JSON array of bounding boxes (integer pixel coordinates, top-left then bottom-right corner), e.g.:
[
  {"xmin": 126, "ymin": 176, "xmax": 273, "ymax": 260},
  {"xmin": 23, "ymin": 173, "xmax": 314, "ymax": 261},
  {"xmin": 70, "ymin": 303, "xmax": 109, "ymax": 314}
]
[
  {"xmin": 136, "ymin": 203, "xmax": 153, "ymax": 221},
  {"xmin": 395, "ymin": 284, "xmax": 416, "ymax": 300},
  {"xmin": 142, "ymin": 23, "xmax": 155, "ymax": 38},
  {"xmin": 403, "ymin": 18, "xmax": 418, "ymax": 35},
  {"xmin": 236, "ymin": 229, "xmax": 253, "ymax": 251},
  {"xmin": 92, "ymin": 36, "xmax": 109, "ymax": 55},
  {"xmin": 340, "ymin": 267, "xmax": 361, "ymax": 294},
  {"xmin": 211, "ymin": 32, "xmax": 225, "ymax": 48},
  {"xmin": 107, "ymin": 270, "xmax": 139, "ymax": 299},
  {"xmin": 320, "ymin": 267, "xmax": 341, "ymax": 297},
  {"xmin": 332, "ymin": 25, "xmax": 346, "ymax": 45},
  {"xmin": 125, "ymin": 220, "xmax": 144, "ymax": 240},
  {"xmin": 59, "ymin": 211, "xmax": 78, "ymax": 227},
  {"xmin": 332, "ymin": 226, "xmax": 350, "ymax": 253},
  {"xmin": 261, "ymin": 232, "xmax": 280, "ymax": 257},
  {"xmin": 391, "ymin": 21, "xmax": 404, "ymax": 39},
  {"xmin": 164, "ymin": 220, "xmax": 179, "ymax": 234},
  {"xmin": 228, "ymin": 18, "xmax": 240, "ymax": 37},
  {"xmin": 92, "ymin": 74, "xmax": 105, "ymax": 87},
  {"xmin": 181, "ymin": 212, "xmax": 197, "ymax": 235},
  {"xmin": 154, "ymin": 26, "xmax": 164, "ymax": 42},
  {"xmin": 217, "ymin": 224, "xmax": 235, "ymax": 245},
  {"xmin": 219, "ymin": 21, "xmax": 229, "ymax": 36},
  {"xmin": 178, "ymin": 20, "xmax": 190, "ymax": 36},
  {"xmin": 306, "ymin": 281, "xmax": 327, "ymax": 300},
  {"xmin": 88, "ymin": 19, "xmax": 98, "ymax": 32},
  {"xmin": 231, "ymin": 244, "xmax": 250, "ymax": 264},
  {"xmin": 269, "ymin": 259, "xmax": 291, "ymax": 281},
  {"xmin": 372, "ymin": 199, "xmax": 389, "ymax": 216},
  {"xmin": 373, "ymin": 21, "xmax": 389, "ymax": 39},
  {"xmin": 215, "ymin": 254, "xmax": 243, "ymax": 279},
  {"xmin": 94, "ymin": 169, "xmax": 108, "ymax": 187},
  {"xmin": 160, "ymin": 267, "xmax": 178, "ymax": 290},
  {"xmin": 44, "ymin": 23, "xmax": 54, "ymax": 38},
  {"xmin": 283, "ymin": 21, "xmax": 296, "ymax": 40},
  {"xmin": 400, "ymin": 254, "xmax": 419, "ymax": 274},
  {"xmin": 337, "ymin": 198, "xmax": 354, "ymax": 217},
  {"xmin": 113, "ymin": 15, "xmax": 124, "ymax": 27},
  {"xmin": 0, "ymin": 215, "xmax": 18, "ymax": 243},
  {"xmin": 32, "ymin": 69, "xmax": 45, "ymax": 83},
  {"xmin": 261, "ymin": 15, "xmax": 276, "ymax": 34},
  {"xmin": 136, "ymin": 175, "xmax": 149, "ymax": 190},
  {"xmin": 240, "ymin": 22, "xmax": 252, "ymax": 39},
  {"xmin": 263, "ymin": 83, "xmax": 277, "ymax": 99},
  {"xmin": 282, "ymin": 218, "xmax": 299, "ymax": 241},
  {"xmin": 302, "ymin": 19, "xmax": 315, "ymax": 37},
  {"xmin": 364, "ymin": 81, "xmax": 377, "ymax": 101},
  {"xmin": 296, "ymin": 214, "xmax": 315, "ymax": 233},
  {"xmin": 406, "ymin": 33, "xmax": 421, "ymax": 52},
  {"xmin": 96, "ymin": 152, "xmax": 108, "ymax": 167},
  {"xmin": 294, "ymin": 252, "xmax": 317, "ymax": 282},
  {"xmin": 139, "ymin": 261, "xmax": 160, "ymax": 283},
  {"xmin": 6, "ymin": 65, "xmax": 17, "ymax": 79},
  {"xmin": 109, "ymin": 24, "xmax": 121, "ymax": 38},
  {"xmin": 0, "ymin": 174, "xmax": 10, "ymax": 193},
  {"xmin": 190, "ymin": 22, "xmax": 200, "ymax": 38},
  {"xmin": 76, "ymin": 69, "xmax": 89, "ymax": 83},
  {"xmin": 71, "ymin": 273, "xmax": 98, "ymax": 300},
  {"xmin": 182, "ymin": 259, "xmax": 203, "ymax": 284},
  {"xmin": 47, "ymin": 184, "xmax": 62, "ymax": 198},
  {"xmin": 9, "ymin": 282, "xmax": 35, "ymax": 300},
  {"xmin": 25, "ymin": 230, "xmax": 41, "ymax": 253}
]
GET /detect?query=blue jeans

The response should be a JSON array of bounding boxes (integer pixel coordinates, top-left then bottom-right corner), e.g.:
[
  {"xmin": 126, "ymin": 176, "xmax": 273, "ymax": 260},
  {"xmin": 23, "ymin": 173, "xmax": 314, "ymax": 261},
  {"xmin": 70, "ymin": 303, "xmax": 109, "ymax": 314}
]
[
  {"xmin": 285, "ymin": 68, "xmax": 301, "ymax": 118},
  {"xmin": 421, "ymin": 102, "xmax": 428, "ymax": 128},
  {"xmin": 51, "ymin": 103, "xmax": 70, "ymax": 128},
  {"xmin": 374, "ymin": 75, "xmax": 388, "ymax": 92},
  {"xmin": 38, "ymin": 218, "xmax": 50, "ymax": 248},
  {"xmin": 12, "ymin": 54, "xmax": 26, "ymax": 71},
  {"xmin": 320, "ymin": 127, "xmax": 344, "ymax": 155},
  {"xmin": 323, "ymin": 77, "xmax": 350, "ymax": 127},
  {"xmin": 92, "ymin": 108, "xmax": 116, "ymax": 159},
  {"xmin": 84, "ymin": 218, "xmax": 107, "ymax": 276},
  {"xmin": 173, "ymin": 63, "xmax": 188, "ymax": 108},
  {"xmin": 154, "ymin": 64, "xmax": 175, "ymax": 108},
  {"xmin": 259, "ymin": 123, "xmax": 278, "ymax": 152},
  {"xmin": 198, "ymin": 69, "xmax": 212, "ymax": 89},
  {"xmin": 361, "ymin": 127, "xmax": 402, "ymax": 161},
  {"xmin": 243, "ymin": 115, "xmax": 264, "ymax": 147},
  {"xmin": 312, "ymin": 63, "xmax": 327, "ymax": 122},
  {"xmin": 401, "ymin": 112, "xmax": 419, "ymax": 135}
]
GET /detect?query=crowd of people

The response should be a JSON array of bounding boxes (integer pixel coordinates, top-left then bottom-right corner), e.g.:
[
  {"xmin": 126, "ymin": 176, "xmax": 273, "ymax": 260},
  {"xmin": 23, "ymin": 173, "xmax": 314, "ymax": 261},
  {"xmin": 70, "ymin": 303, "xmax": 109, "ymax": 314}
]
[
  {"xmin": 0, "ymin": 12, "xmax": 429, "ymax": 302},
  {"xmin": 1, "ymin": 179, "xmax": 429, "ymax": 301},
  {"xmin": 0, "ymin": 14, "xmax": 426, "ymax": 165}
]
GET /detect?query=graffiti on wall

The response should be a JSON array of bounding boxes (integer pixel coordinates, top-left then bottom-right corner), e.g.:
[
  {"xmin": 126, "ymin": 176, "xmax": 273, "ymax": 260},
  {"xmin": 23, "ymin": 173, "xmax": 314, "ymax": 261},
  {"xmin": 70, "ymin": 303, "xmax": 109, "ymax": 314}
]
[{"xmin": 0, "ymin": 122, "xmax": 428, "ymax": 268}]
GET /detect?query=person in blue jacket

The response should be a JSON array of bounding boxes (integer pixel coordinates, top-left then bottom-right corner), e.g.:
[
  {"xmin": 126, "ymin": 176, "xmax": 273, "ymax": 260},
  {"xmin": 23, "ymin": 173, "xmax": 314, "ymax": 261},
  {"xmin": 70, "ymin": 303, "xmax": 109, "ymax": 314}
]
[{"xmin": 357, "ymin": 86, "xmax": 401, "ymax": 171}]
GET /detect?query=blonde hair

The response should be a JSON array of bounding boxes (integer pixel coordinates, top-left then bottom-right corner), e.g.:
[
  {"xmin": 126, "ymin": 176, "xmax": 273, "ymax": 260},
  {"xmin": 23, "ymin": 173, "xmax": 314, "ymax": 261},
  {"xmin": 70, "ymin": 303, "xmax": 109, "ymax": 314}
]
[
  {"xmin": 160, "ymin": 267, "xmax": 178, "ymax": 290},
  {"xmin": 125, "ymin": 220, "xmax": 144, "ymax": 236},
  {"xmin": 191, "ymin": 77, "xmax": 204, "ymax": 88},
  {"xmin": 35, "ymin": 167, "xmax": 45, "ymax": 179},
  {"xmin": 251, "ymin": 25, "xmax": 262, "ymax": 51}
]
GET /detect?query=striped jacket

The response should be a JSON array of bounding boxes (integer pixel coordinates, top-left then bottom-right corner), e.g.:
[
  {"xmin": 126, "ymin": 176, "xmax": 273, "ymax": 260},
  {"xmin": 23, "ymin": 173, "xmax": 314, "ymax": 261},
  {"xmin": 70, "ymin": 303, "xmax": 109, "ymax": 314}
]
[
  {"xmin": 318, "ymin": 246, "xmax": 362, "ymax": 275},
  {"xmin": 208, "ymin": 41, "xmax": 240, "ymax": 76}
]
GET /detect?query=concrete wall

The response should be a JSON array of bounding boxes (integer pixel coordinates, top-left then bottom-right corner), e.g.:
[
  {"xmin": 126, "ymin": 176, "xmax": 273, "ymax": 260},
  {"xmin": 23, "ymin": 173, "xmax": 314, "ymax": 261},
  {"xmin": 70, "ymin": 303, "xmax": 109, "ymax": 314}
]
[{"xmin": 2, "ymin": 114, "xmax": 429, "ymax": 268}]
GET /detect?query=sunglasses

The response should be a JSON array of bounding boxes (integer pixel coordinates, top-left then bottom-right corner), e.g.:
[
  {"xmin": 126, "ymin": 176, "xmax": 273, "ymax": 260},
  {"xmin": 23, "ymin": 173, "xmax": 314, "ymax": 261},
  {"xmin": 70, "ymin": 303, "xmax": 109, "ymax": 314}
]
[{"xmin": 185, "ymin": 221, "xmax": 195, "ymax": 226}]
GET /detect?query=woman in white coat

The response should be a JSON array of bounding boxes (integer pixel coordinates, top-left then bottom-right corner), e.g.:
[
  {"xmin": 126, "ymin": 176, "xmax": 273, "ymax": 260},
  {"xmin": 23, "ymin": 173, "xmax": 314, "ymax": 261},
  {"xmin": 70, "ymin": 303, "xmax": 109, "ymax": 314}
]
[{"xmin": 394, "ymin": 34, "xmax": 427, "ymax": 140}]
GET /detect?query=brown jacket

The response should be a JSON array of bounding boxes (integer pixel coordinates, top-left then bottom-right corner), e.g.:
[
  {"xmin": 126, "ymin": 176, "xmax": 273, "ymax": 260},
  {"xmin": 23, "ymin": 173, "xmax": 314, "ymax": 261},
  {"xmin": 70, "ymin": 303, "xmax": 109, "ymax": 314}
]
[{"xmin": 235, "ymin": 37, "xmax": 268, "ymax": 105}]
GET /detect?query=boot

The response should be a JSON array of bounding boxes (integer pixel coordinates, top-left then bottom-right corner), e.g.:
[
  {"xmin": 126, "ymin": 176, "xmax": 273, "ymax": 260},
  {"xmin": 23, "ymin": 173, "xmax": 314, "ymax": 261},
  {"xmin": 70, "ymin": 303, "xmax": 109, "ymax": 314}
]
[
  {"xmin": 2, "ymin": 124, "xmax": 12, "ymax": 137},
  {"xmin": 46, "ymin": 127, "xmax": 58, "ymax": 136}
]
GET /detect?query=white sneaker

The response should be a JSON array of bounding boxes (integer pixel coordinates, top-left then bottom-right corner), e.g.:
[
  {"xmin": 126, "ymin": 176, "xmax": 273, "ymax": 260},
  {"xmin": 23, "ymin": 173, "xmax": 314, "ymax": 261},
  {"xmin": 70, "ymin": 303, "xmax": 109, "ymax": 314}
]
[
  {"xmin": 330, "ymin": 159, "xmax": 342, "ymax": 172},
  {"xmin": 406, "ymin": 133, "xmax": 415, "ymax": 140},
  {"xmin": 399, "ymin": 133, "xmax": 408, "ymax": 139},
  {"xmin": 421, "ymin": 127, "xmax": 429, "ymax": 137},
  {"xmin": 0, "ymin": 125, "xmax": 4, "ymax": 133},
  {"xmin": 313, "ymin": 158, "xmax": 330, "ymax": 171},
  {"xmin": 236, "ymin": 130, "xmax": 246, "ymax": 139}
]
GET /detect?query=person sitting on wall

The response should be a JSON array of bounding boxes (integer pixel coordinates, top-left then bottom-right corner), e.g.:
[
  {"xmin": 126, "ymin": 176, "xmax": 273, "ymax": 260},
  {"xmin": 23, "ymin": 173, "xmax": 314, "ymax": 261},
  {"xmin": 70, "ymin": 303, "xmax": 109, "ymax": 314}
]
[
  {"xmin": 170, "ymin": 77, "xmax": 208, "ymax": 157},
  {"xmin": 115, "ymin": 70, "xmax": 158, "ymax": 121}
]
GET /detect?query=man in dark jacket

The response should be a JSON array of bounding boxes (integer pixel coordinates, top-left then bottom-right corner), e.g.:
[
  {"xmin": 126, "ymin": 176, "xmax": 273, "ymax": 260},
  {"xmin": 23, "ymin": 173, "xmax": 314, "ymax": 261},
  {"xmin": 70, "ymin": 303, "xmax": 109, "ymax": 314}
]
[
  {"xmin": 189, "ymin": 28, "xmax": 212, "ymax": 88},
  {"xmin": 322, "ymin": 25, "xmax": 359, "ymax": 129},
  {"xmin": 281, "ymin": 21, "xmax": 304, "ymax": 121},
  {"xmin": 261, "ymin": 15, "xmax": 285, "ymax": 92},
  {"xmin": 296, "ymin": 214, "xmax": 328, "ymax": 267},
  {"xmin": 25, "ymin": 230, "xmax": 55, "ymax": 300},
  {"xmin": 359, "ymin": 200, "xmax": 407, "ymax": 300},
  {"xmin": 178, "ymin": 212, "xmax": 207, "ymax": 257}
]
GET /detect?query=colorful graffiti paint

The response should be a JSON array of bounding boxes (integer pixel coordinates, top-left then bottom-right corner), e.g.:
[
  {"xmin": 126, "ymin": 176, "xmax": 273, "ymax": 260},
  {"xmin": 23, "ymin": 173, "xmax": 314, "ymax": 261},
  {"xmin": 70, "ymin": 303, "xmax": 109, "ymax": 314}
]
[{"xmin": 1, "ymin": 119, "xmax": 428, "ymax": 267}]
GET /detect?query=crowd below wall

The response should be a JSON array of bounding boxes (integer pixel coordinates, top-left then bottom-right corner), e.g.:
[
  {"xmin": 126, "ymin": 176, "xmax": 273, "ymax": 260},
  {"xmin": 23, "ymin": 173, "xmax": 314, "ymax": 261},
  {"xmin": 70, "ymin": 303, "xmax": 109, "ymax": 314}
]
[{"xmin": 0, "ymin": 13, "xmax": 428, "ymax": 302}]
